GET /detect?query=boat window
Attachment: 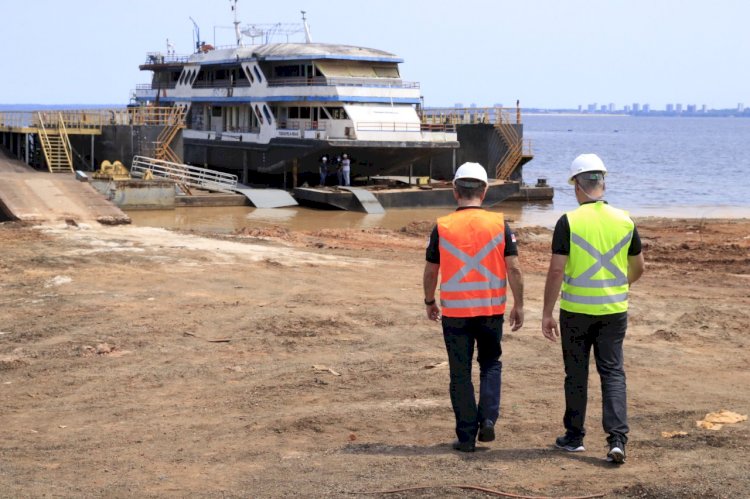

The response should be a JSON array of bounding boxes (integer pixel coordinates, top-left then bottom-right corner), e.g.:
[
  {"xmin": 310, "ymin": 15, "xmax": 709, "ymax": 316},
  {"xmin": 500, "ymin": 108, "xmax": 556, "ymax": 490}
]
[
  {"xmin": 373, "ymin": 65, "xmax": 400, "ymax": 78},
  {"xmin": 263, "ymin": 105, "xmax": 273, "ymax": 123},
  {"xmin": 274, "ymin": 64, "xmax": 301, "ymax": 78},
  {"xmin": 300, "ymin": 107, "xmax": 311, "ymax": 119},
  {"xmin": 171, "ymin": 71, "xmax": 181, "ymax": 82},
  {"xmin": 190, "ymin": 70, "xmax": 198, "ymax": 85},
  {"xmin": 212, "ymin": 106, "xmax": 222, "ymax": 118},
  {"xmin": 288, "ymin": 107, "xmax": 299, "ymax": 119},
  {"xmin": 254, "ymin": 105, "xmax": 264, "ymax": 124},
  {"xmin": 244, "ymin": 65, "xmax": 254, "ymax": 84},
  {"xmin": 325, "ymin": 107, "xmax": 349, "ymax": 120},
  {"xmin": 253, "ymin": 66, "xmax": 264, "ymax": 83},
  {"xmin": 316, "ymin": 60, "xmax": 378, "ymax": 78},
  {"xmin": 178, "ymin": 71, "xmax": 186, "ymax": 85}
]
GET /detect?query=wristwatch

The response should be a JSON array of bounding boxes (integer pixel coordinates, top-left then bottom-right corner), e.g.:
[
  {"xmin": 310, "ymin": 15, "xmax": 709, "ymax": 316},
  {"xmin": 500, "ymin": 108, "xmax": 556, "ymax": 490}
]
[{"xmin": 424, "ymin": 298, "xmax": 436, "ymax": 306}]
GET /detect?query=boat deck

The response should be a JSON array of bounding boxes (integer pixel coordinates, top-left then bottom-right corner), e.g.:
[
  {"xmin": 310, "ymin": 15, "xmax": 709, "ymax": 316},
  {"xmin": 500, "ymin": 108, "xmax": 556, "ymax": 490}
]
[{"xmin": 294, "ymin": 180, "xmax": 519, "ymax": 212}]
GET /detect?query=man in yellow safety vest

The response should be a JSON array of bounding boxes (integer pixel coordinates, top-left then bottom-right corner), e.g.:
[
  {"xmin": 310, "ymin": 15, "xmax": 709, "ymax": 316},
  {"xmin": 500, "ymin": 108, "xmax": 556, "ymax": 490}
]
[
  {"xmin": 542, "ymin": 153, "xmax": 645, "ymax": 464},
  {"xmin": 423, "ymin": 162, "xmax": 525, "ymax": 452}
]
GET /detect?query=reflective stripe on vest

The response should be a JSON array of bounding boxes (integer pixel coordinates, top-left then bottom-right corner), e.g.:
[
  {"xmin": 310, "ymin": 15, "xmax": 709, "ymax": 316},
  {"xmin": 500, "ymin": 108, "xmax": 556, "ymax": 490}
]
[
  {"xmin": 440, "ymin": 231, "xmax": 507, "ymax": 292},
  {"xmin": 441, "ymin": 295, "xmax": 507, "ymax": 309},
  {"xmin": 561, "ymin": 202, "xmax": 633, "ymax": 315},
  {"xmin": 563, "ymin": 232, "xmax": 632, "ymax": 288},
  {"xmin": 437, "ymin": 210, "xmax": 507, "ymax": 318}
]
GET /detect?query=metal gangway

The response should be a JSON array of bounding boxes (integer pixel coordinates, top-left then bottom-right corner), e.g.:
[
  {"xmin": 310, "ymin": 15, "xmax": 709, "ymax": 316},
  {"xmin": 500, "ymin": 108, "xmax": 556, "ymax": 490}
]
[
  {"xmin": 130, "ymin": 156, "xmax": 298, "ymax": 208},
  {"xmin": 131, "ymin": 156, "xmax": 238, "ymax": 193}
]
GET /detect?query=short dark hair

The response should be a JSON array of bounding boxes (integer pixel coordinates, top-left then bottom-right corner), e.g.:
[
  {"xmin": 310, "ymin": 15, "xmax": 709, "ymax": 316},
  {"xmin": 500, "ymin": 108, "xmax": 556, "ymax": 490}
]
[
  {"xmin": 454, "ymin": 180, "xmax": 486, "ymax": 200},
  {"xmin": 575, "ymin": 172, "xmax": 605, "ymax": 193}
]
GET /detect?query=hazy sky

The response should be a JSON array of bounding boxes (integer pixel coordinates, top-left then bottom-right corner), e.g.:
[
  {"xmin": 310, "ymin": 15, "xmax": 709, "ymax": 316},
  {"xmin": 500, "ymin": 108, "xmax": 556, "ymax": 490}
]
[{"xmin": 1, "ymin": 0, "xmax": 748, "ymax": 109}]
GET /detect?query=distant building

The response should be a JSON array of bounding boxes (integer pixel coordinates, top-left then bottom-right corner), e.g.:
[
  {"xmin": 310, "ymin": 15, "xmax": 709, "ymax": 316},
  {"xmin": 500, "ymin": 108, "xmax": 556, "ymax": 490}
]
[
  {"xmin": 676, "ymin": 103, "xmax": 683, "ymax": 113},
  {"xmin": 587, "ymin": 103, "xmax": 597, "ymax": 113},
  {"xmin": 643, "ymin": 104, "xmax": 650, "ymax": 113},
  {"xmin": 600, "ymin": 105, "xmax": 607, "ymax": 112},
  {"xmin": 624, "ymin": 105, "xmax": 631, "ymax": 113},
  {"xmin": 701, "ymin": 104, "xmax": 707, "ymax": 113},
  {"xmin": 632, "ymin": 103, "xmax": 640, "ymax": 113},
  {"xmin": 578, "ymin": 105, "xmax": 583, "ymax": 113},
  {"xmin": 666, "ymin": 104, "xmax": 675, "ymax": 113},
  {"xmin": 687, "ymin": 104, "xmax": 696, "ymax": 113},
  {"xmin": 608, "ymin": 103, "xmax": 615, "ymax": 112},
  {"xmin": 454, "ymin": 103, "xmax": 464, "ymax": 108},
  {"xmin": 738, "ymin": 103, "xmax": 745, "ymax": 113}
]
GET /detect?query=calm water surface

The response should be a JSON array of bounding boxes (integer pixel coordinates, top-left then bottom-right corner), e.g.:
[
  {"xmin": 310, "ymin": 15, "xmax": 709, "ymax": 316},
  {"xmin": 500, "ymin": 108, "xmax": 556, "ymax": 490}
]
[{"xmin": 128, "ymin": 115, "xmax": 750, "ymax": 231}]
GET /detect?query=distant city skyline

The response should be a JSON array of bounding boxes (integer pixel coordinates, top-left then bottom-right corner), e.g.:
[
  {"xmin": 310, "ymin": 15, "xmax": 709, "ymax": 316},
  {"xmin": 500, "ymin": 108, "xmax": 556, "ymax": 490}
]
[{"xmin": 1, "ymin": 0, "xmax": 748, "ymax": 108}]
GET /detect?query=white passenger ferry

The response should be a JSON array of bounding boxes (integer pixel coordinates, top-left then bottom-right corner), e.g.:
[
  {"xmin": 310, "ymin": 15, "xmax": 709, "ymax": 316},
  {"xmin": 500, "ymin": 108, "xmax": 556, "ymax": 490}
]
[{"xmin": 133, "ymin": 4, "xmax": 457, "ymax": 186}]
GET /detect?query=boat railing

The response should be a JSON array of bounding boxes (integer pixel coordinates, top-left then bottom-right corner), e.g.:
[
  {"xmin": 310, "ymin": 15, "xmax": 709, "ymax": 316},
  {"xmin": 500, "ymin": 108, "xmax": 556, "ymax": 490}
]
[
  {"xmin": 420, "ymin": 123, "xmax": 457, "ymax": 133},
  {"xmin": 191, "ymin": 79, "xmax": 251, "ymax": 89},
  {"xmin": 524, "ymin": 139, "xmax": 534, "ymax": 156},
  {"xmin": 0, "ymin": 112, "xmax": 35, "ymax": 130},
  {"xmin": 0, "ymin": 107, "xmax": 184, "ymax": 132},
  {"xmin": 137, "ymin": 82, "xmax": 178, "ymax": 91},
  {"xmin": 220, "ymin": 125, "xmax": 260, "ymax": 134},
  {"xmin": 278, "ymin": 121, "xmax": 327, "ymax": 131},
  {"xmin": 356, "ymin": 122, "xmax": 421, "ymax": 132},
  {"xmin": 131, "ymin": 155, "xmax": 238, "ymax": 194},
  {"xmin": 143, "ymin": 53, "xmax": 191, "ymax": 65},
  {"xmin": 267, "ymin": 76, "xmax": 419, "ymax": 89},
  {"xmin": 421, "ymin": 106, "xmax": 522, "ymax": 126}
]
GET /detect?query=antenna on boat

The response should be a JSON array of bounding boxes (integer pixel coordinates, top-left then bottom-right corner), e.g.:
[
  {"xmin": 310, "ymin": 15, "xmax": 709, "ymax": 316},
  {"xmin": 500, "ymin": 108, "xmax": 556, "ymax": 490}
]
[
  {"xmin": 189, "ymin": 17, "xmax": 201, "ymax": 52},
  {"xmin": 301, "ymin": 11, "xmax": 313, "ymax": 44},
  {"xmin": 231, "ymin": 0, "xmax": 244, "ymax": 47}
]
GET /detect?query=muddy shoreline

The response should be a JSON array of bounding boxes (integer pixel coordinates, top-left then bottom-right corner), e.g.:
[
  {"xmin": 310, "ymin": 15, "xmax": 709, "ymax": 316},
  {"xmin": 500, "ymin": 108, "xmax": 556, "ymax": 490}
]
[{"xmin": 1, "ymin": 217, "xmax": 748, "ymax": 498}]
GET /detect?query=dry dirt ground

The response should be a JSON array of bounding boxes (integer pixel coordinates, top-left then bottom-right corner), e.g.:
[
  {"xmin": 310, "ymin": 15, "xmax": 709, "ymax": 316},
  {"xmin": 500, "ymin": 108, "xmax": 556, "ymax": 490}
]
[{"xmin": 1, "ymin": 216, "xmax": 748, "ymax": 498}]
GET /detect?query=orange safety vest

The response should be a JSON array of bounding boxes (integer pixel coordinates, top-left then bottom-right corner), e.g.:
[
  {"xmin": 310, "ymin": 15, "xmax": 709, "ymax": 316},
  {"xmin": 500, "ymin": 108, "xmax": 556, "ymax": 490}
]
[{"xmin": 437, "ymin": 209, "xmax": 508, "ymax": 317}]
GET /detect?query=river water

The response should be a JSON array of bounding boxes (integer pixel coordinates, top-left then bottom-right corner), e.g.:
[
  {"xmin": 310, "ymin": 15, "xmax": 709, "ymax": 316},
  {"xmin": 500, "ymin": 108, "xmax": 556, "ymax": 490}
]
[{"xmin": 128, "ymin": 115, "xmax": 750, "ymax": 232}]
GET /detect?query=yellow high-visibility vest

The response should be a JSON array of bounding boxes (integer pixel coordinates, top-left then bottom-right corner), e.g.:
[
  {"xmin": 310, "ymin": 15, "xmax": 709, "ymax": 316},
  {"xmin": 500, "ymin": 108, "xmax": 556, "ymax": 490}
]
[{"xmin": 561, "ymin": 202, "xmax": 634, "ymax": 315}]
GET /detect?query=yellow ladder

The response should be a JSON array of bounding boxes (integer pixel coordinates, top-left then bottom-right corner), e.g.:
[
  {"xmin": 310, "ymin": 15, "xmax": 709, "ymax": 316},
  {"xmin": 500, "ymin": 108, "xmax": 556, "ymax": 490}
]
[
  {"xmin": 37, "ymin": 112, "xmax": 74, "ymax": 173},
  {"xmin": 154, "ymin": 106, "xmax": 186, "ymax": 163},
  {"xmin": 493, "ymin": 110, "xmax": 524, "ymax": 180}
]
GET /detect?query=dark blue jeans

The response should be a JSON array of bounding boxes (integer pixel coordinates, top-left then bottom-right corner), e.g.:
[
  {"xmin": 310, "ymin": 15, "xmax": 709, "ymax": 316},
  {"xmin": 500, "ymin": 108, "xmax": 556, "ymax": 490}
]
[
  {"xmin": 560, "ymin": 310, "xmax": 629, "ymax": 444},
  {"xmin": 442, "ymin": 314, "xmax": 504, "ymax": 443}
]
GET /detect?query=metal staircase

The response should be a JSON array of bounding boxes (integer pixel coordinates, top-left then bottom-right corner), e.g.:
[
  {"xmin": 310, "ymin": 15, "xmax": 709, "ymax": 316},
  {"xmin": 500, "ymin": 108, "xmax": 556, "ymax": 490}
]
[
  {"xmin": 493, "ymin": 111, "xmax": 524, "ymax": 180},
  {"xmin": 37, "ymin": 112, "xmax": 74, "ymax": 173},
  {"xmin": 154, "ymin": 107, "xmax": 186, "ymax": 163}
]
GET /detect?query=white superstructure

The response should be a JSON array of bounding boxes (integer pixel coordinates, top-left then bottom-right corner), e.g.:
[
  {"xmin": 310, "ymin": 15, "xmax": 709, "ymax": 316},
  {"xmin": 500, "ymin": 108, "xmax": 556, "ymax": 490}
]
[{"xmin": 135, "ymin": 41, "xmax": 455, "ymax": 146}]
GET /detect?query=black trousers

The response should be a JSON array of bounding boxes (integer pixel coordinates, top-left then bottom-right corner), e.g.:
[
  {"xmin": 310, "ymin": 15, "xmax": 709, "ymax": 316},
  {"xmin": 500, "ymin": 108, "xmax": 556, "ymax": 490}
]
[
  {"xmin": 560, "ymin": 310, "xmax": 629, "ymax": 443},
  {"xmin": 442, "ymin": 315, "xmax": 504, "ymax": 443}
]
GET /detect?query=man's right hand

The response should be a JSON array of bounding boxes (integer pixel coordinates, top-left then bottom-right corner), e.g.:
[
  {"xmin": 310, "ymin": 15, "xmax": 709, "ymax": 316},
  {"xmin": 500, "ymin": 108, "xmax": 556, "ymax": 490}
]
[
  {"xmin": 542, "ymin": 316, "xmax": 559, "ymax": 342},
  {"xmin": 425, "ymin": 303, "xmax": 441, "ymax": 322}
]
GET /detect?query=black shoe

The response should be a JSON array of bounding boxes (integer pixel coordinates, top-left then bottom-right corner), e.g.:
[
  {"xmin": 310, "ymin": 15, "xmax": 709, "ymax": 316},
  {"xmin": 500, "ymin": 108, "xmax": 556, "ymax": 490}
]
[
  {"xmin": 452, "ymin": 439, "xmax": 476, "ymax": 453},
  {"xmin": 554, "ymin": 433, "xmax": 585, "ymax": 452},
  {"xmin": 478, "ymin": 420, "xmax": 495, "ymax": 442},
  {"xmin": 606, "ymin": 439, "xmax": 626, "ymax": 464}
]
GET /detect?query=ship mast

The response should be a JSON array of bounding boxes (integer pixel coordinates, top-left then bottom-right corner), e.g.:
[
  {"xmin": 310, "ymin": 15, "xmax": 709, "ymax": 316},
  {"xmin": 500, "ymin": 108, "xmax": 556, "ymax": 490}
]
[
  {"xmin": 301, "ymin": 11, "xmax": 313, "ymax": 44},
  {"xmin": 231, "ymin": 0, "xmax": 244, "ymax": 47}
]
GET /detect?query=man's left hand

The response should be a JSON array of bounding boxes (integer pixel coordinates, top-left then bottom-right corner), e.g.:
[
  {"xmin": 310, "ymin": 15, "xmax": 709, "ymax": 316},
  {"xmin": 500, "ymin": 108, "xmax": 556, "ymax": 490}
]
[{"xmin": 509, "ymin": 305, "xmax": 524, "ymax": 331}]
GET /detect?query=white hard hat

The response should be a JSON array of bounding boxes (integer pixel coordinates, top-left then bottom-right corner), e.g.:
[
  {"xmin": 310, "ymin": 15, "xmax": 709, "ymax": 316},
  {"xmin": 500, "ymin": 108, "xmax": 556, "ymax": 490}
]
[
  {"xmin": 453, "ymin": 162, "xmax": 488, "ymax": 186},
  {"xmin": 568, "ymin": 153, "xmax": 607, "ymax": 185}
]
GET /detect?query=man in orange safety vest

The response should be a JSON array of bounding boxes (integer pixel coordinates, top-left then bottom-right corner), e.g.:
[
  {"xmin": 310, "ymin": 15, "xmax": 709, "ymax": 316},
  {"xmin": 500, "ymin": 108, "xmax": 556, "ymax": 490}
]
[{"xmin": 423, "ymin": 162, "xmax": 524, "ymax": 452}]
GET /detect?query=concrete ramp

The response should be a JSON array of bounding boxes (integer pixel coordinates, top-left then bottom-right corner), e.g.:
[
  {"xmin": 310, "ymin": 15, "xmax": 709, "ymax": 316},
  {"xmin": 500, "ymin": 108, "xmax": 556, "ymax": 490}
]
[
  {"xmin": 0, "ymin": 154, "xmax": 130, "ymax": 225},
  {"xmin": 337, "ymin": 186, "xmax": 385, "ymax": 214},
  {"xmin": 234, "ymin": 188, "xmax": 298, "ymax": 208}
]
